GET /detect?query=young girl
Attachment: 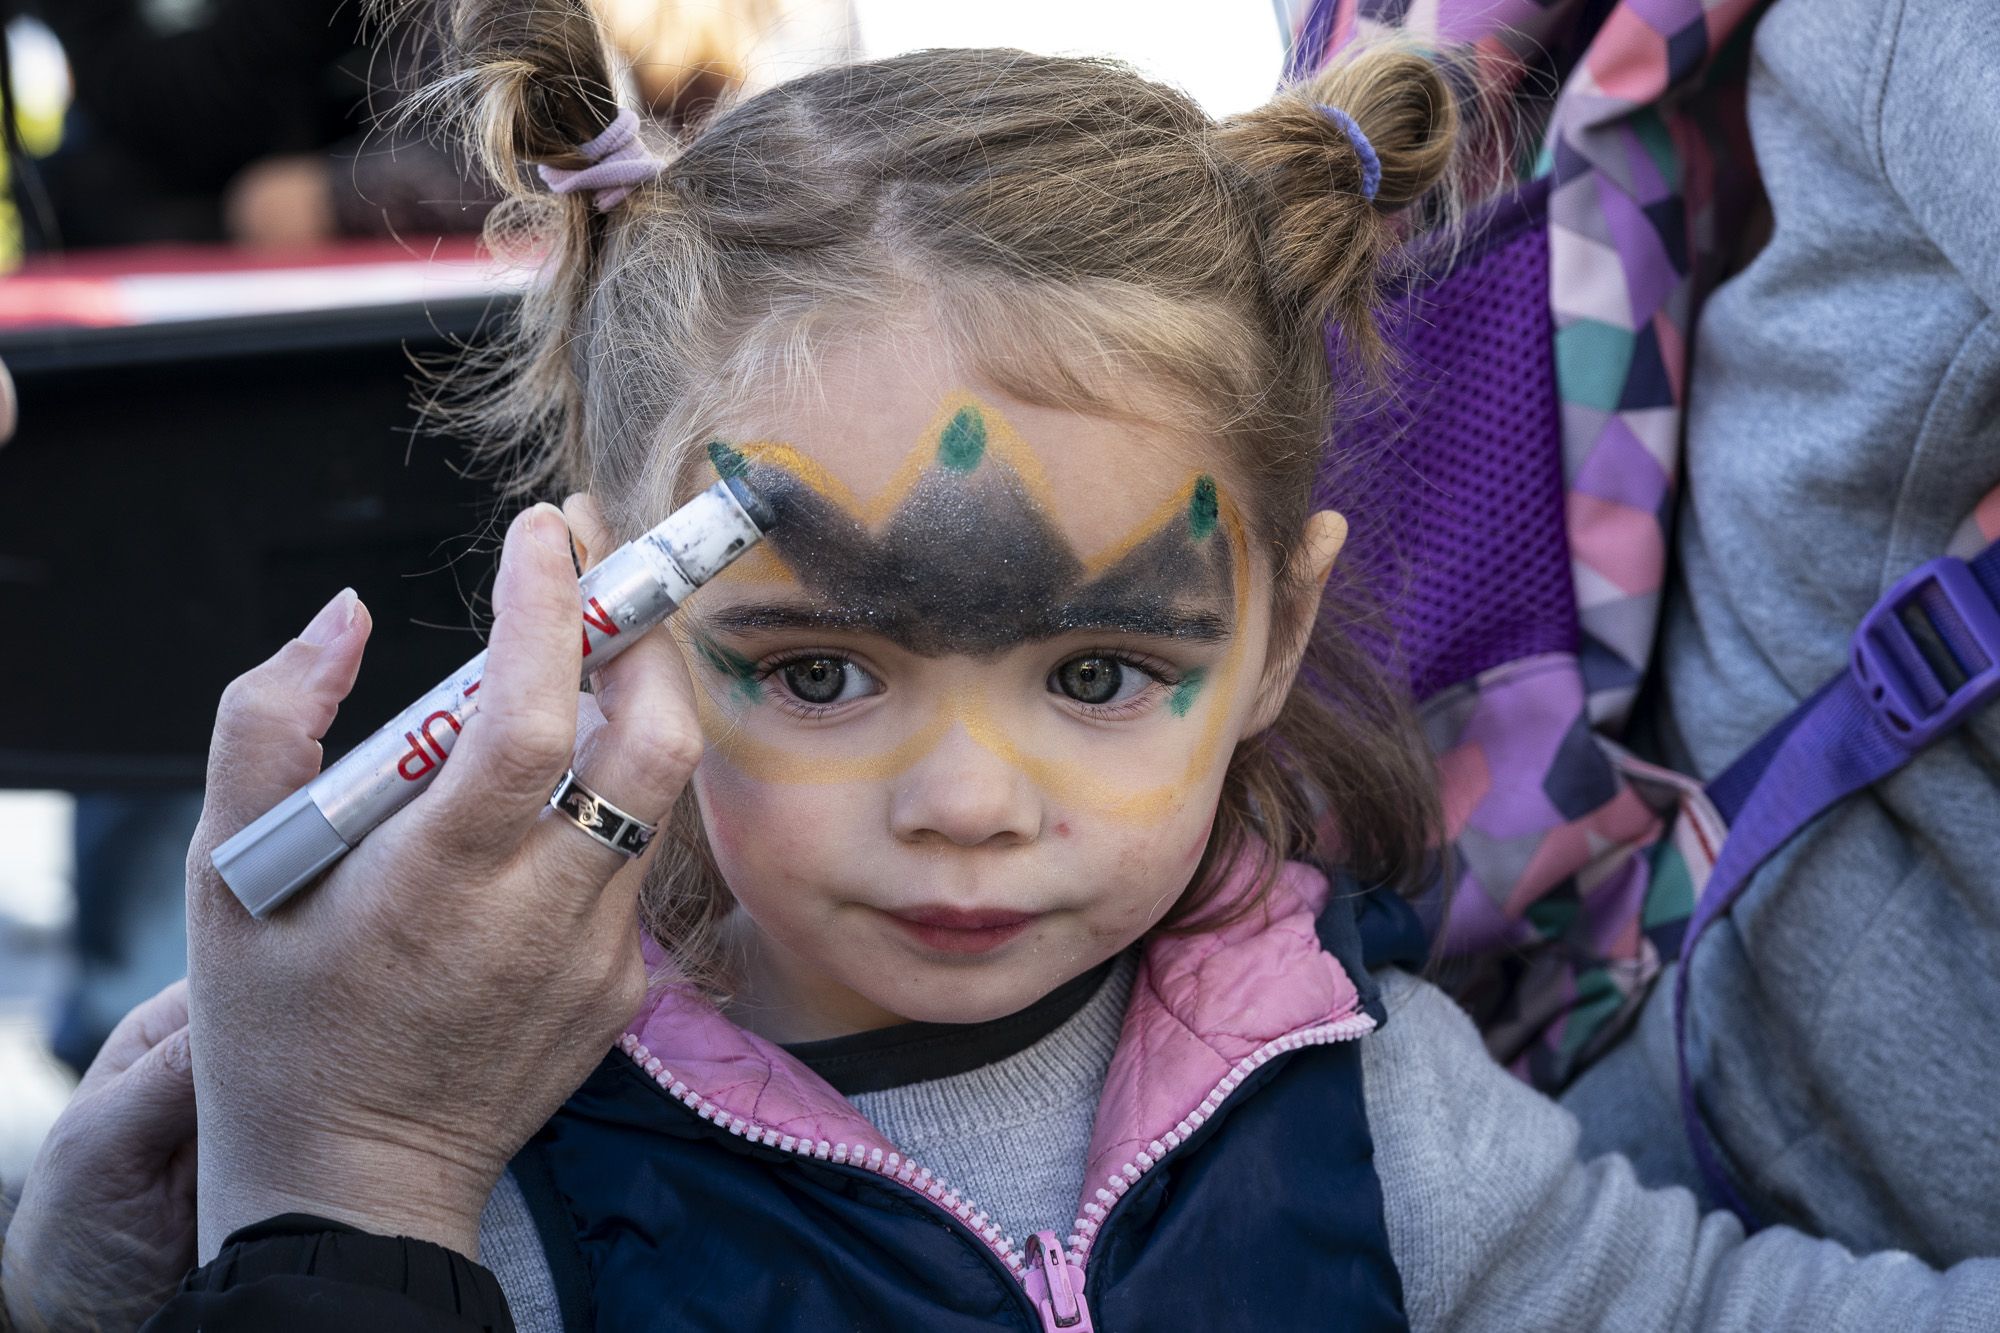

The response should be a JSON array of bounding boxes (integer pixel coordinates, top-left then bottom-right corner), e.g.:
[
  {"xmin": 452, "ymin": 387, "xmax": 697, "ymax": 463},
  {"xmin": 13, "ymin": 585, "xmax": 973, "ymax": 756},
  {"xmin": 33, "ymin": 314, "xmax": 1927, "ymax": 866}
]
[{"xmin": 128, "ymin": 2, "xmax": 2000, "ymax": 1329}]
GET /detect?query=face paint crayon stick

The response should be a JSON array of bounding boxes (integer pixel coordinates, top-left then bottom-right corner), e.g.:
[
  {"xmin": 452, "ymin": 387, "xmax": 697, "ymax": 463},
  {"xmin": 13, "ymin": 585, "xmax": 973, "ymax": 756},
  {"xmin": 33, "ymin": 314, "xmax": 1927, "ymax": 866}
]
[{"xmin": 211, "ymin": 478, "xmax": 776, "ymax": 918}]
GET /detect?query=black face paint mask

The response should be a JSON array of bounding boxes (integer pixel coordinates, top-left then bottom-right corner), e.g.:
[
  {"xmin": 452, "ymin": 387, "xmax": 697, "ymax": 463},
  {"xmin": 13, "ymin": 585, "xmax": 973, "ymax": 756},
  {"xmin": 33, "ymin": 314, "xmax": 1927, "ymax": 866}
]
[{"xmin": 704, "ymin": 407, "xmax": 1235, "ymax": 657}]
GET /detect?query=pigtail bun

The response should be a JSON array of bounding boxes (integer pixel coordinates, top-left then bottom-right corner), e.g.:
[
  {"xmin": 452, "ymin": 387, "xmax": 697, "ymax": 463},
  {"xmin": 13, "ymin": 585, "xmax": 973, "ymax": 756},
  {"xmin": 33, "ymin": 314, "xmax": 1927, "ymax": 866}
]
[
  {"xmin": 1215, "ymin": 44, "xmax": 1458, "ymax": 367},
  {"xmin": 376, "ymin": 0, "xmax": 623, "ymax": 195},
  {"xmin": 370, "ymin": 0, "xmax": 657, "ymax": 497}
]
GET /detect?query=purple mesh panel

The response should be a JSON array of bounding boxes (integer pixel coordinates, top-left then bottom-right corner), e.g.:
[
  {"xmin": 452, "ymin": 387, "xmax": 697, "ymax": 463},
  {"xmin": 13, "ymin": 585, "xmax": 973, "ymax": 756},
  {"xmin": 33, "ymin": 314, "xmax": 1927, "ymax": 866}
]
[{"xmin": 1321, "ymin": 182, "xmax": 1578, "ymax": 703}]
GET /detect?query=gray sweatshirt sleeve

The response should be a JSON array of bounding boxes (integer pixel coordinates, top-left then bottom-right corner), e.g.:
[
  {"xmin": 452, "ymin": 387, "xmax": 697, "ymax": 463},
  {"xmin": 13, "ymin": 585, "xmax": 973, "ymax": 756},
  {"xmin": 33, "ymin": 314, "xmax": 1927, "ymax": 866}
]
[
  {"xmin": 479, "ymin": 1170, "xmax": 564, "ymax": 1333},
  {"xmin": 1365, "ymin": 969, "xmax": 2000, "ymax": 1332},
  {"xmin": 1876, "ymin": 0, "xmax": 2000, "ymax": 312}
]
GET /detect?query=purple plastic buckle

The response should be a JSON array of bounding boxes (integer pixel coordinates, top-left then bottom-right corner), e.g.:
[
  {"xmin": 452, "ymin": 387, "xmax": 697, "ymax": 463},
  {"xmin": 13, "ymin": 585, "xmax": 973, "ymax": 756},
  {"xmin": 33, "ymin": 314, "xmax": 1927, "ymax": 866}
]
[{"xmin": 1852, "ymin": 557, "xmax": 2000, "ymax": 748}]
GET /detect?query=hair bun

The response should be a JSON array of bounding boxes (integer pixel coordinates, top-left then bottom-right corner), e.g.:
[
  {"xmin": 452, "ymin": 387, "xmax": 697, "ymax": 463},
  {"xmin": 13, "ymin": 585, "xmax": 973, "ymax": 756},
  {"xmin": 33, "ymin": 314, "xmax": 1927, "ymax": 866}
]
[
  {"xmin": 1214, "ymin": 44, "xmax": 1458, "ymax": 365},
  {"xmin": 373, "ymin": 0, "xmax": 625, "ymax": 191}
]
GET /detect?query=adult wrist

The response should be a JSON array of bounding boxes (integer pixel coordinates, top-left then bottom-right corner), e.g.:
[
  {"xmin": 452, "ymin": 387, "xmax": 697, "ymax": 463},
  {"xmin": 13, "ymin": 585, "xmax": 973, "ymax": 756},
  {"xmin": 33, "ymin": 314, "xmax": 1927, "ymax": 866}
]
[
  {"xmin": 199, "ymin": 1189, "xmax": 484, "ymax": 1266},
  {"xmin": 197, "ymin": 1133, "xmax": 494, "ymax": 1264}
]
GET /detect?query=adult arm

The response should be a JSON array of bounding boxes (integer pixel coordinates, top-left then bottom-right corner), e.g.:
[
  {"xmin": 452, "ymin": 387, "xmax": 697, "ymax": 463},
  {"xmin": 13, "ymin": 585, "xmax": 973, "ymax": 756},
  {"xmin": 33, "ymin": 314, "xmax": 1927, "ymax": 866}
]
[
  {"xmin": 136, "ymin": 1173, "xmax": 560, "ymax": 1332},
  {"xmin": 0, "ymin": 979, "xmax": 503, "ymax": 1333},
  {"xmin": 141, "ymin": 1217, "xmax": 511, "ymax": 1332},
  {"xmin": 1365, "ymin": 970, "xmax": 2000, "ymax": 1332},
  {"xmin": 1876, "ymin": 0, "xmax": 2000, "ymax": 312}
]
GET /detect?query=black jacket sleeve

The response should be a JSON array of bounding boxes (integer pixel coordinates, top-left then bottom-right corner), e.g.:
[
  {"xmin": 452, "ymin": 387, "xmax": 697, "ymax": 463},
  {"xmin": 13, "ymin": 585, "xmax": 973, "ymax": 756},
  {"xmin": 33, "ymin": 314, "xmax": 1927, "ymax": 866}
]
[{"xmin": 139, "ymin": 1215, "xmax": 515, "ymax": 1333}]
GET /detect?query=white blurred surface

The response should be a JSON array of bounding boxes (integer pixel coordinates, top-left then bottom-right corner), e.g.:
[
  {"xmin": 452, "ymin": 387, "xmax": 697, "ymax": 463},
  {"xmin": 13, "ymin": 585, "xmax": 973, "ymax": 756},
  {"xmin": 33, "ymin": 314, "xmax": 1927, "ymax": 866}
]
[
  {"xmin": 852, "ymin": 0, "xmax": 1287, "ymax": 117},
  {"xmin": 0, "ymin": 1012, "xmax": 76, "ymax": 1188},
  {"xmin": 0, "ymin": 791, "xmax": 76, "ymax": 1188},
  {"xmin": 0, "ymin": 791, "xmax": 72, "ymax": 933}
]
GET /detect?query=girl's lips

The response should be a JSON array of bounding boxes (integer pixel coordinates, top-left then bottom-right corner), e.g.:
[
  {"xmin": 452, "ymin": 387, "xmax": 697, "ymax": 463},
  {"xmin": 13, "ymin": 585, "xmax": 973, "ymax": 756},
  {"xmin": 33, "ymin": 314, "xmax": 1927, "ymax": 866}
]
[{"xmin": 882, "ymin": 906, "xmax": 1039, "ymax": 955}]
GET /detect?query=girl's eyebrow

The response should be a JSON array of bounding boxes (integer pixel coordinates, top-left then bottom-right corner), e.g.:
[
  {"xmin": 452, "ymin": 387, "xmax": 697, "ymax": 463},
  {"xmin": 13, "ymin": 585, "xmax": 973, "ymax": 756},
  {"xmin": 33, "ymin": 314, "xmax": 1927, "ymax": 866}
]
[{"xmin": 702, "ymin": 601, "xmax": 1231, "ymax": 652}]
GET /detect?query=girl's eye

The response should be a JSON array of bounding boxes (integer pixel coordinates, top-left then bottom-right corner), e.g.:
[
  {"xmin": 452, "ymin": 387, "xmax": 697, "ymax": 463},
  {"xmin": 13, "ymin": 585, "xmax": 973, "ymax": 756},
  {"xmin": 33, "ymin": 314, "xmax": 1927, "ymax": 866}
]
[
  {"xmin": 774, "ymin": 656, "xmax": 877, "ymax": 707},
  {"xmin": 1052, "ymin": 656, "xmax": 1149, "ymax": 707}
]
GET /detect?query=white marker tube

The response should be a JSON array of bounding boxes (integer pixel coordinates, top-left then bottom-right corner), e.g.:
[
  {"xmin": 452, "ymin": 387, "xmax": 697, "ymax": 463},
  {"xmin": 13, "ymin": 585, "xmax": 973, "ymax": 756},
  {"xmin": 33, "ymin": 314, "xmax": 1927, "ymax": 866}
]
[{"xmin": 213, "ymin": 478, "xmax": 774, "ymax": 917}]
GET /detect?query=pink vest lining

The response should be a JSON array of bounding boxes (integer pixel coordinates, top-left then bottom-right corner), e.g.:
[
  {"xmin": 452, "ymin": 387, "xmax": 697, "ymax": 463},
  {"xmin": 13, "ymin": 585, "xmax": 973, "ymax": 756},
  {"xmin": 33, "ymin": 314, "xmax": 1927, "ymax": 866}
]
[{"xmin": 621, "ymin": 860, "xmax": 1367, "ymax": 1208}]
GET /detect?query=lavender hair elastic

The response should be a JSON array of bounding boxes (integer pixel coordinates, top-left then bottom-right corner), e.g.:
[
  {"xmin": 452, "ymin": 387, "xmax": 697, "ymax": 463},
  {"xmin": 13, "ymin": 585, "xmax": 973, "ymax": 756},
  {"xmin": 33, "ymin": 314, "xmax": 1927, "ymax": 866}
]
[
  {"xmin": 537, "ymin": 106, "xmax": 668, "ymax": 212},
  {"xmin": 1316, "ymin": 105, "xmax": 1381, "ymax": 203}
]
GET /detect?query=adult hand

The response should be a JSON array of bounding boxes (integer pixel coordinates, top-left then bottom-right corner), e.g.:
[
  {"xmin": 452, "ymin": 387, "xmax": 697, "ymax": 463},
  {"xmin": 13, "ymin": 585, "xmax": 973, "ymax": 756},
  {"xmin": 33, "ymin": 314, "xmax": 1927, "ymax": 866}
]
[
  {"xmin": 2, "ymin": 980, "xmax": 197, "ymax": 1333},
  {"xmin": 187, "ymin": 500, "xmax": 700, "ymax": 1262}
]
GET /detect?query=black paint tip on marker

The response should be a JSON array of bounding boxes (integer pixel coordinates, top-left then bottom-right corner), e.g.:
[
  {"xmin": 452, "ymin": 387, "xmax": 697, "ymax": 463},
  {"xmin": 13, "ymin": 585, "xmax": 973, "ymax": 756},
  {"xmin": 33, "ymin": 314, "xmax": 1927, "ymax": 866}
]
[{"xmin": 725, "ymin": 475, "xmax": 778, "ymax": 534}]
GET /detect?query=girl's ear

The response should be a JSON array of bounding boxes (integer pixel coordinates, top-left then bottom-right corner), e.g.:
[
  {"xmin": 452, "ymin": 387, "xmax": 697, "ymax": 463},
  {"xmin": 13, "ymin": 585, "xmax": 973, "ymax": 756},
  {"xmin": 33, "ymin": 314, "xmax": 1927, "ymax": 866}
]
[
  {"xmin": 561, "ymin": 492, "xmax": 614, "ymax": 573},
  {"xmin": 1245, "ymin": 509, "xmax": 1348, "ymax": 736}
]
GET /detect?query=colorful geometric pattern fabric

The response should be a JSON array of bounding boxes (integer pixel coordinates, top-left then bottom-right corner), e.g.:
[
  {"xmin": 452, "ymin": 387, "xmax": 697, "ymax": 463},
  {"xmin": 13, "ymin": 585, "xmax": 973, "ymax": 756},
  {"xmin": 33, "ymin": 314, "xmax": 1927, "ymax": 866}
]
[
  {"xmin": 1544, "ymin": 0, "xmax": 1769, "ymax": 730},
  {"xmin": 1291, "ymin": 0, "xmax": 1772, "ymax": 1086},
  {"xmin": 1294, "ymin": 0, "xmax": 1766, "ymax": 728}
]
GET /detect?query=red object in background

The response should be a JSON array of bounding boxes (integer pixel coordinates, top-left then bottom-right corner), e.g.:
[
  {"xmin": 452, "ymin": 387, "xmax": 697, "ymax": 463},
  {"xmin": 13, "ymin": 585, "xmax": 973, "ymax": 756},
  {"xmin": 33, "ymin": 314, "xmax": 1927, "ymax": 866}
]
[{"xmin": 0, "ymin": 237, "xmax": 499, "ymax": 330}]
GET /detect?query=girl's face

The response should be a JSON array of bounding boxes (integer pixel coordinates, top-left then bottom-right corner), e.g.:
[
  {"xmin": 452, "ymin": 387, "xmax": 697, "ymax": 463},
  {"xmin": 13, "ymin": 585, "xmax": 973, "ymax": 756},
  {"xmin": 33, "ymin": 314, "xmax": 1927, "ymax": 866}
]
[{"xmin": 672, "ymin": 345, "xmax": 1339, "ymax": 1040}]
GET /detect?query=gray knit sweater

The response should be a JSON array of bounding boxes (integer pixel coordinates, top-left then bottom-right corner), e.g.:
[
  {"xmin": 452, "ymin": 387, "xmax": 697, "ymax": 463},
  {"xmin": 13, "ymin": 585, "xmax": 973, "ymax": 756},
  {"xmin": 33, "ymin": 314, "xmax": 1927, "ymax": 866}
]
[
  {"xmin": 477, "ymin": 966, "xmax": 2000, "ymax": 1330},
  {"xmin": 846, "ymin": 950, "xmax": 1138, "ymax": 1245}
]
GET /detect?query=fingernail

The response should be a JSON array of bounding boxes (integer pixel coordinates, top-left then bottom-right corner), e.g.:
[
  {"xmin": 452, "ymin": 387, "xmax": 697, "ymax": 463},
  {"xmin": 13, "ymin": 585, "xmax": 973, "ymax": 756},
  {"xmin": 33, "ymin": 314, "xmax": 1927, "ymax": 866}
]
[
  {"xmin": 525, "ymin": 503, "xmax": 569, "ymax": 556},
  {"xmin": 301, "ymin": 587, "xmax": 358, "ymax": 647}
]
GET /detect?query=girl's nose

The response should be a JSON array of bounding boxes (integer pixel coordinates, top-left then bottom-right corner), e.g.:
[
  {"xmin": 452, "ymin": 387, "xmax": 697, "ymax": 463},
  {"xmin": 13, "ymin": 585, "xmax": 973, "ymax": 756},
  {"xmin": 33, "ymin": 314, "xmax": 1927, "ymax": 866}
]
[{"xmin": 888, "ymin": 722, "xmax": 1041, "ymax": 848}]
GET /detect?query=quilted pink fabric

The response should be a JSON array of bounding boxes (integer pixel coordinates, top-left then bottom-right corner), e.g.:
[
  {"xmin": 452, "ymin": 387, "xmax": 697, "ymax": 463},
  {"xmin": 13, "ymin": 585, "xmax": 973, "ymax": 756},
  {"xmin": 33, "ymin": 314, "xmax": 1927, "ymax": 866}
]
[{"xmin": 619, "ymin": 859, "xmax": 1366, "ymax": 1209}]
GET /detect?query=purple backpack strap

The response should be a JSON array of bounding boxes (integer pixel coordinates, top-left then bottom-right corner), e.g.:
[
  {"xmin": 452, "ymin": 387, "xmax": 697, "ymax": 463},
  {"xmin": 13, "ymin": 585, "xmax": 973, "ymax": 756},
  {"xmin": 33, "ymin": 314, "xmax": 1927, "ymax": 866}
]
[{"xmin": 1680, "ymin": 542, "xmax": 2000, "ymax": 1225}]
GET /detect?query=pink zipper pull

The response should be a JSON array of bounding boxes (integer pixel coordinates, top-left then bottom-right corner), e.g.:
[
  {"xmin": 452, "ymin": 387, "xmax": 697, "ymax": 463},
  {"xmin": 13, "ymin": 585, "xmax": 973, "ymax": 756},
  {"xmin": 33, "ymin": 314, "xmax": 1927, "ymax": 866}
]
[{"xmin": 1023, "ymin": 1230, "xmax": 1094, "ymax": 1332}]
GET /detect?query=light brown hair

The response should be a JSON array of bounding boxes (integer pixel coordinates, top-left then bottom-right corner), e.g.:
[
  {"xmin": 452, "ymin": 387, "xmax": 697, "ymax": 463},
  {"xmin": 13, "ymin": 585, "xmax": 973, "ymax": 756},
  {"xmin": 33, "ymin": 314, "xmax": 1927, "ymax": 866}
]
[{"xmin": 385, "ymin": 0, "xmax": 1453, "ymax": 992}]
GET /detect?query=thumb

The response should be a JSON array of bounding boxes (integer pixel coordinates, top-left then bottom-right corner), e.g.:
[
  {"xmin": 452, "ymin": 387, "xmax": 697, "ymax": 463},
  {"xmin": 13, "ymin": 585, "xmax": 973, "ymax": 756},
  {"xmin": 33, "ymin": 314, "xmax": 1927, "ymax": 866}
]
[
  {"xmin": 76, "ymin": 977, "xmax": 189, "ymax": 1098},
  {"xmin": 88, "ymin": 1024, "xmax": 197, "ymax": 1161}
]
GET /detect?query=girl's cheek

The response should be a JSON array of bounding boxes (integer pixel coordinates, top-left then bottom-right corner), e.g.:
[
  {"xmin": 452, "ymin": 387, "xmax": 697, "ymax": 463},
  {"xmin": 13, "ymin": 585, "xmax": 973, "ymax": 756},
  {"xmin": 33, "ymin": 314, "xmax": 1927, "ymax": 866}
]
[
  {"xmin": 695, "ymin": 760, "xmax": 867, "ymax": 892},
  {"xmin": 697, "ymin": 776, "xmax": 742, "ymax": 866},
  {"xmin": 1185, "ymin": 809, "xmax": 1217, "ymax": 868},
  {"xmin": 1090, "ymin": 812, "xmax": 1208, "ymax": 924},
  {"xmin": 694, "ymin": 763, "xmax": 798, "ymax": 879}
]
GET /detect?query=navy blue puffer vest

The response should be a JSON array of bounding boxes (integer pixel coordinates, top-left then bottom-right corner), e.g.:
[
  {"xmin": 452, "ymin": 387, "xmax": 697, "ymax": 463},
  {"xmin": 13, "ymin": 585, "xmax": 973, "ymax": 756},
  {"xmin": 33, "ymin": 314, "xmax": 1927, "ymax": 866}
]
[{"xmin": 511, "ymin": 869, "xmax": 1424, "ymax": 1331}]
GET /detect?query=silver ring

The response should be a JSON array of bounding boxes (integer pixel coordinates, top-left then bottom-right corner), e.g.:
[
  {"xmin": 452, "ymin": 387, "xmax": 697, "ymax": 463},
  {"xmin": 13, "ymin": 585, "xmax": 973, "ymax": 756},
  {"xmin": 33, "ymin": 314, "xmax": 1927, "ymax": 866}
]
[{"xmin": 548, "ymin": 769, "xmax": 657, "ymax": 857}]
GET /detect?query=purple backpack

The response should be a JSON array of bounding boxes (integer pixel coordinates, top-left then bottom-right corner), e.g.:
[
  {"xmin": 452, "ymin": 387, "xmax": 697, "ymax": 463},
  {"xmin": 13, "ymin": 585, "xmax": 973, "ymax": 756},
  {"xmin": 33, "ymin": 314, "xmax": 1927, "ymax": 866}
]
[{"xmin": 1292, "ymin": 0, "xmax": 2000, "ymax": 1224}]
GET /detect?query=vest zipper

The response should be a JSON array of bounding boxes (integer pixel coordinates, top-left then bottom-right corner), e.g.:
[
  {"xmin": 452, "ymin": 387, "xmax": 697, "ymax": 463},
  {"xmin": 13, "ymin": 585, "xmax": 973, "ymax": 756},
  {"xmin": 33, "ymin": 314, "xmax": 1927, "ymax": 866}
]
[
  {"xmin": 618, "ymin": 1009, "xmax": 1374, "ymax": 1327},
  {"xmin": 1024, "ymin": 1229, "xmax": 1093, "ymax": 1332},
  {"xmin": 619, "ymin": 1031, "xmax": 1032, "ymax": 1272}
]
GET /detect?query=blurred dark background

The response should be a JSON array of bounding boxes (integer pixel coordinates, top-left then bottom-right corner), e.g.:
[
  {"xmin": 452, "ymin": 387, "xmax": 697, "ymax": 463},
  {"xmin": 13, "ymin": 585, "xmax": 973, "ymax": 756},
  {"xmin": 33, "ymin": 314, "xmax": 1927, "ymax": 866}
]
[{"xmin": 0, "ymin": 0, "xmax": 855, "ymax": 1182}]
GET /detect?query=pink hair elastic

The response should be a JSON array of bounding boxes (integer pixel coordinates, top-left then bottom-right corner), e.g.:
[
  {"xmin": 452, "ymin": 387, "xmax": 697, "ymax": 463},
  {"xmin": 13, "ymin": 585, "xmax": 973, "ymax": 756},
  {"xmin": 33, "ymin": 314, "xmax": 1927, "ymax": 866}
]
[{"xmin": 537, "ymin": 106, "xmax": 668, "ymax": 212}]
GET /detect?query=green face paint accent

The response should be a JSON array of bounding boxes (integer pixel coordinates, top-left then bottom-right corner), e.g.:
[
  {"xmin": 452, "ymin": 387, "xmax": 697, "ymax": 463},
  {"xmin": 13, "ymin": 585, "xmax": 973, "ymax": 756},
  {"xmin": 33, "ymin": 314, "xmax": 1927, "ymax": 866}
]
[
  {"xmin": 1188, "ymin": 475, "xmax": 1219, "ymax": 542},
  {"xmin": 1168, "ymin": 667, "xmax": 1209, "ymax": 717},
  {"xmin": 696, "ymin": 636, "xmax": 763, "ymax": 702},
  {"xmin": 708, "ymin": 440, "xmax": 749, "ymax": 481},
  {"xmin": 936, "ymin": 406, "xmax": 987, "ymax": 473}
]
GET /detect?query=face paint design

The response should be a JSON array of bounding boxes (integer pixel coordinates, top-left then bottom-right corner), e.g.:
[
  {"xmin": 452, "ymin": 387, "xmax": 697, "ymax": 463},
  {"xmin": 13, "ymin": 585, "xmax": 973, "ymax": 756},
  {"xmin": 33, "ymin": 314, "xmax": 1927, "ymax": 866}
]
[
  {"xmin": 691, "ymin": 396, "xmax": 1254, "ymax": 823},
  {"xmin": 1168, "ymin": 668, "xmax": 1209, "ymax": 717},
  {"xmin": 693, "ymin": 637, "xmax": 763, "ymax": 703},
  {"xmin": 704, "ymin": 406, "xmax": 1234, "ymax": 656}
]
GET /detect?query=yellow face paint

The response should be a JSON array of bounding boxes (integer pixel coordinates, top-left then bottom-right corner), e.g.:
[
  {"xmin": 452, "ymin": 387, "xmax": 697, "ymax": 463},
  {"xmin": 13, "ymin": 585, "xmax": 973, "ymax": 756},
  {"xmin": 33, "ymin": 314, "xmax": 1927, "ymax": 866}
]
[{"xmin": 691, "ymin": 394, "xmax": 1254, "ymax": 824}]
